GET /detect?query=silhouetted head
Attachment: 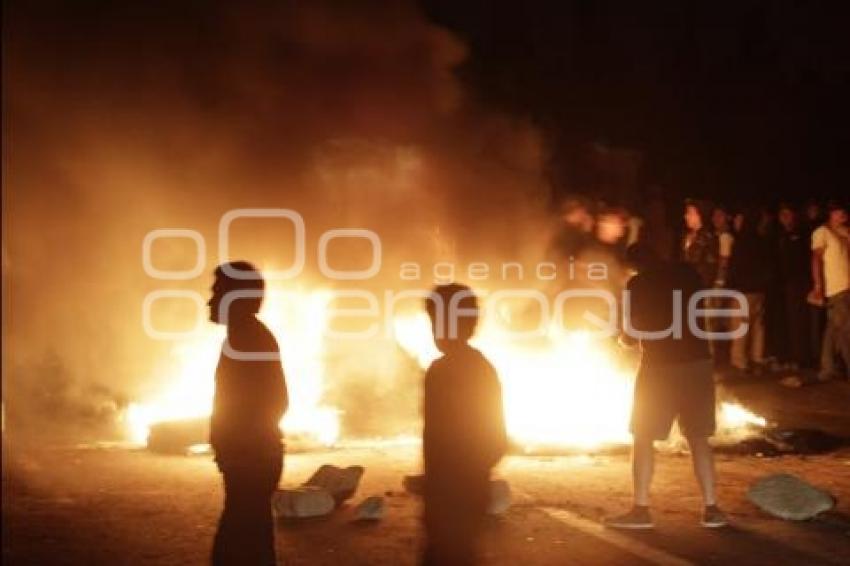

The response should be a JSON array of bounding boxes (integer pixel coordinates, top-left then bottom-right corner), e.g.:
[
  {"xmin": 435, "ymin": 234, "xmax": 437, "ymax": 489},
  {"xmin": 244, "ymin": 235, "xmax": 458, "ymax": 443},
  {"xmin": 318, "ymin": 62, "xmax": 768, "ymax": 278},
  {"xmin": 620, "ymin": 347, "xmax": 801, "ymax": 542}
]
[
  {"xmin": 596, "ymin": 206, "xmax": 628, "ymax": 244},
  {"xmin": 734, "ymin": 208, "xmax": 762, "ymax": 237},
  {"xmin": 804, "ymin": 199, "xmax": 822, "ymax": 222},
  {"xmin": 711, "ymin": 205, "xmax": 730, "ymax": 233},
  {"xmin": 757, "ymin": 206, "xmax": 775, "ymax": 236},
  {"xmin": 559, "ymin": 196, "xmax": 594, "ymax": 233},
  {"xmin": 778, "ymin": 203, "xmax": 797, "ymax": 232},
  {"xmin": 208, "ymin": 261, "xmax": 265, "ymax": 325},
  {"xmin": 683, "ymin": 200, "xmax": 707, "ymax": 232},
  {"xmin": 425, "ymin": 283, "xmax": 479, "ymax": 354},
  {"xmin": 732, "ymin": 210, "xmax": 745, "ymax": 233},
  {"xmin": 826, "ymin": 201, "xmax": 848, "ymax": 227}
]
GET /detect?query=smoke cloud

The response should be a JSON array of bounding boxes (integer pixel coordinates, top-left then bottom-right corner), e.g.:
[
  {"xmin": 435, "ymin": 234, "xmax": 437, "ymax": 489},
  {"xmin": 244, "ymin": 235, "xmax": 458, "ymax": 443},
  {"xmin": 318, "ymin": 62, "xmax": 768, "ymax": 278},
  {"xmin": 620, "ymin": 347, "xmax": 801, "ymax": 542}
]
[{"xmin": 3, "ymin": 0, "xmax": 551, "ymax": 441}]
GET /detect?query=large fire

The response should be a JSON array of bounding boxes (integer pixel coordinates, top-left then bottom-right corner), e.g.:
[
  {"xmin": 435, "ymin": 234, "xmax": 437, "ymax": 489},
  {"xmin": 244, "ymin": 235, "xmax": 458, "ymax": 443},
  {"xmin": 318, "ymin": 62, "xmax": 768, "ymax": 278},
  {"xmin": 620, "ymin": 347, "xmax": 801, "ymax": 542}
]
[
  {"xmin": 393, "ymin": 315, "xmax": 636, "ymax": 450},
  {"xmin": 125, "ymin": 283, "xmax": 766, "ymax": 451},
  {"xmin": 126, "ymin": 288, "xmax": 341, "ymax": 447}
]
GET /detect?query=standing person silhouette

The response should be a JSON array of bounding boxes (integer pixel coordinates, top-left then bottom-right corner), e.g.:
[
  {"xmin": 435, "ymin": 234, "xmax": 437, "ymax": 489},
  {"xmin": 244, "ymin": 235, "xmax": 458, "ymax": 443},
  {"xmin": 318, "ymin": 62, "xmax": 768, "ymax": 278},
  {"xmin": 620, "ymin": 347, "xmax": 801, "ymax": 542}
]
[
  {"xmin": 421, "ymin": 284, "xmax": 507, "ymax": 566},
  {"xmin": 606, "ymin": 241, "xmax": 727, "ymax": 529},
  {"xmin": 208, "ymin": 262, "xmax": 288, "ymax": 566}
]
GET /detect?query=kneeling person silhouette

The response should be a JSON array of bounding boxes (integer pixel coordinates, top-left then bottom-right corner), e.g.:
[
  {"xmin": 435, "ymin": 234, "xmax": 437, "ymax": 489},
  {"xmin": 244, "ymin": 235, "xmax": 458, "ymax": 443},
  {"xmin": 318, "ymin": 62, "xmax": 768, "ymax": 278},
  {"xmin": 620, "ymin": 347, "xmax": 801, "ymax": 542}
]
[{"xmin": 421, "ymin": 284, "xmax": 507, "ymax": 565}]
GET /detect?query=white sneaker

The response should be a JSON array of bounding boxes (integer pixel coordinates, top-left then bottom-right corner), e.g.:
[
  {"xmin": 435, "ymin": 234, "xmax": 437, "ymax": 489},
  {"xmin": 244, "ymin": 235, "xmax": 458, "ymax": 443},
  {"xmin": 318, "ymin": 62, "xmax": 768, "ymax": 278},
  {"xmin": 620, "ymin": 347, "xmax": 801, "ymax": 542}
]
[
  {"xmin": 701, "ymin": 505, "xmax": 729, "ymax": 528},
  {"xmin": 605, "ymin": 506, "xmax": 655, "ymax": 529}
]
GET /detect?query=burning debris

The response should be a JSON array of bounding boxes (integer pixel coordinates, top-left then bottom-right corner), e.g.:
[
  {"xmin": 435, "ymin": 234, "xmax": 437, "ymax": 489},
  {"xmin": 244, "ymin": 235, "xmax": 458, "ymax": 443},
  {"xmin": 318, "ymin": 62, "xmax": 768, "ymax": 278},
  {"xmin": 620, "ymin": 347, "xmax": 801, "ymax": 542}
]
[
  {"xmin": 146, "ymin": 418, "xmax": 208, "ymax": 455},
  {"xmin": 128, "ymin": 318, "xmax": 779, "ymax": 456},
  {"xmin": 403, "ymin": 474, "xmax": 424, "ymax": 495},
  {"xmin": 125, "ymin": 290, "xmax": 342, "ymax": 450},
  {"xmin": 713, "ymin": 428, "xmax": 849, "ymax": 457},
  {"xmin": 115, "ymin": 235, "xmax": 779, "ymax": 459}
]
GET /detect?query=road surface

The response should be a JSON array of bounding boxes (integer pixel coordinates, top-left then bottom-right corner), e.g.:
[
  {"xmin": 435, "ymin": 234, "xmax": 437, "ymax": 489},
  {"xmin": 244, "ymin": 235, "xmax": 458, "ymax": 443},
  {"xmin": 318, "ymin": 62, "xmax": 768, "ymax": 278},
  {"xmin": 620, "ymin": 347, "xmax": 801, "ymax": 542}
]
[{"xmin": 4, "ymin": 380, "xmax": 850, "ymax": 565}]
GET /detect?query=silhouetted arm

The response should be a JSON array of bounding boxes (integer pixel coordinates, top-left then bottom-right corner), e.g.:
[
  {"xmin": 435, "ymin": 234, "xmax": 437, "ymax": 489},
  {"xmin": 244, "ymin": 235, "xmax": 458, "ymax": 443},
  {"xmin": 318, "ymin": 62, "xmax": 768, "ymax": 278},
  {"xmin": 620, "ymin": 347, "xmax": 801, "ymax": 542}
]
[
  {"xmin": 620, "ymin": 275, "xmax": 641, "ymax": 348},
  {"xmin": 480, "ymin": 366, "xmax": 507, "ymax": 468},
  {"xmin": 266, "ymin": 360, "xmax": 287, "ymax": 425}
]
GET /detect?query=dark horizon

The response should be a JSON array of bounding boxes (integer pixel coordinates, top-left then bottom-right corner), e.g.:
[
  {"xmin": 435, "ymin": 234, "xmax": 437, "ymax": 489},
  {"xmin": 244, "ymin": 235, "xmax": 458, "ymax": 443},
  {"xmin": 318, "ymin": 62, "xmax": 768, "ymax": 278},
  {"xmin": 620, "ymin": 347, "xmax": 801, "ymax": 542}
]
[
  {"xmin": 5, "ymin": 1, "xmax": 848, "ymax": 207},
  {"xmin": 424, "ymin": 0, "xmax": 849, "ymax": 204}
]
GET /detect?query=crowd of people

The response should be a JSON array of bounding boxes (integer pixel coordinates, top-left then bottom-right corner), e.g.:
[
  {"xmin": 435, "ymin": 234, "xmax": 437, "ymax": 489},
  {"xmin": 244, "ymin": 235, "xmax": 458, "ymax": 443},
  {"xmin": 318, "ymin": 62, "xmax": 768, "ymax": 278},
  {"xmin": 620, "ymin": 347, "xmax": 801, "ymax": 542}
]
[
  {"xmin": 204, "ymin": 193, "xmax": 848, "ymax": 565},
  {"xmin": 548, "ymin": 192, "xmax": 850, "ymax": 535},
  {"xmin": 554, "ymin": 193, "xmax": 850, "ymax": 383},
  {"xmin": 678, "ymin": 197, "xmax": 849, "ymax": 382}
]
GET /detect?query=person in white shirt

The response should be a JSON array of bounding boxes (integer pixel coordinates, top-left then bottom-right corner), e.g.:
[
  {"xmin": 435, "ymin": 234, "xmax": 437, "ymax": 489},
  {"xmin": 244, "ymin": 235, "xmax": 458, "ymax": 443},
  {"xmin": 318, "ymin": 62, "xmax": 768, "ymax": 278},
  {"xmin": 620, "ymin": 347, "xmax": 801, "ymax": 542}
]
[{"xmin": 811, "ymin": 202, "xmax": 850, "ymax": 381}]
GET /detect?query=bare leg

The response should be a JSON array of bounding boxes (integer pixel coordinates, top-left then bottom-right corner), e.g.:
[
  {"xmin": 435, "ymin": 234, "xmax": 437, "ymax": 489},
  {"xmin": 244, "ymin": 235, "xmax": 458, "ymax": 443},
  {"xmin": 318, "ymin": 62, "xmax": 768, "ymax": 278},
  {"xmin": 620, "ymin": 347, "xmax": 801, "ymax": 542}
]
[
  {"xmin": 606, "ymin": 435, "xmax": 656, "ymax": 528},
  {"xmin": 687, "ymin": 436, "xmax": 717, "ymax": 506},
  {"xmin": 632, "ymin": 436, "xmax": 655, "ymax": 506}
]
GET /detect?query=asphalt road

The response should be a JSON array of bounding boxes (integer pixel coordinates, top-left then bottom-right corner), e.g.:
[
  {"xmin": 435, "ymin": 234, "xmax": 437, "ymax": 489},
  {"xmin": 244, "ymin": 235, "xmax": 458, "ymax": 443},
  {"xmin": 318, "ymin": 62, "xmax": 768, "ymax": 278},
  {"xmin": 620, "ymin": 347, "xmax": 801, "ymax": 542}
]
[{"xmin": 3, "ymin": 380, "xmax": 850, "ymax": 565}]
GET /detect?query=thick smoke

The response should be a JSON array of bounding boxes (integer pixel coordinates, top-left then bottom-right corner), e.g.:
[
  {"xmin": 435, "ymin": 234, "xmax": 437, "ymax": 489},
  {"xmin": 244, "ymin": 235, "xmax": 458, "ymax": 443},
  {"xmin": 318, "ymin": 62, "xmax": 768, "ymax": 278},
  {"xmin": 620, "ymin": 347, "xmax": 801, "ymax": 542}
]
[{"xmin": 3, "ymin": 1, "xmax": 551, "ymax": 441}]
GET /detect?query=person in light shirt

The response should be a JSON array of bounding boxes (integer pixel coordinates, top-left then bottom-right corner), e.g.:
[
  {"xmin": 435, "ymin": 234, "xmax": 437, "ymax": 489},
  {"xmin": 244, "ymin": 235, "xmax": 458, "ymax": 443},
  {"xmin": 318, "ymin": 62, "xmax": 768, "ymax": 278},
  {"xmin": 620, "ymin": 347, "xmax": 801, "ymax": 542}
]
[
  {"xmin": 811, "ymin": 202, "xmax": 850, "ymax": 381},
  {"xmin": 421, "ymin": 284, "xmax": 507, "ymax": 565}
]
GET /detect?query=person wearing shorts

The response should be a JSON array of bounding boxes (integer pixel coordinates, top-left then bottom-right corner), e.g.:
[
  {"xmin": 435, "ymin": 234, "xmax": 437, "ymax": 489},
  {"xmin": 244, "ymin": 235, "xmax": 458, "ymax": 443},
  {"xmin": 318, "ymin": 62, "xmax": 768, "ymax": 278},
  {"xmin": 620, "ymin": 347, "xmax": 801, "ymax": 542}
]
[
  {"xmin": 606, "ymin": 239, "xmax": 727, "ymax": 530},
  {"xmin": 810, "ymin": 201, "xmax": 850, "ymax": 381},
  {"xmin": 630, "ymin": 358, "xmax": 716, "ymax": 442}
]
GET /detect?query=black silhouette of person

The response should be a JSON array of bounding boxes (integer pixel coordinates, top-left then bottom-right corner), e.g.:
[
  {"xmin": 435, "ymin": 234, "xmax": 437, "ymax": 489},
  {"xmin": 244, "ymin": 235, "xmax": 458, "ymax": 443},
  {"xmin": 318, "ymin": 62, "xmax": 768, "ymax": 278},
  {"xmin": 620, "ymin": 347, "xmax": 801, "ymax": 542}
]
[
  {"xmin": 421, "ymin": 284, "xmax": 507, "ymax": 565},
  {"xmin": 208, "ymin": 262, "xmax": 288, "ymax": 565}
]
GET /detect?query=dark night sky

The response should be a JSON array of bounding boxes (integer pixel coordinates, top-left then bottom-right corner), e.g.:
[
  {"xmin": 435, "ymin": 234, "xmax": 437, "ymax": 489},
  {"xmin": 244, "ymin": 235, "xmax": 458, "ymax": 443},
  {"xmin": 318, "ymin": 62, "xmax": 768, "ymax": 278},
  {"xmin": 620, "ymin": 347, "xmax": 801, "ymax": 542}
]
[
  {"xmin": 4, "ymin": 0, "xmax": 849, "ymax": 206},
  {"xmin": 423, "ymin": 0, "xmax": 850, "ymax": 204}
]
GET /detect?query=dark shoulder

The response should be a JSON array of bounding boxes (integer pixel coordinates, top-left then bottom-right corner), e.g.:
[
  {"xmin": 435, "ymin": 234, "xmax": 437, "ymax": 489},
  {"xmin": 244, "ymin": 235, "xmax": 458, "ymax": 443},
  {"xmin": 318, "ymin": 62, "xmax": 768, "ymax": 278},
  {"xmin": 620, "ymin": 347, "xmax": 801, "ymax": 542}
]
[
  {"xmin": 425, "ymin": 347, "xmax": 496, "ymax": 380},
  {"xmin": 425, "ymin": 354, "xmax": 447, "ymax": 379},
  {"xmin": 470, "ymin": 346, "xmax": 497, "ymax": 374},
  {"xmin": 626, "ymin": 268, "xmax": 659, "ymax": 292},
  {"xmin": 626, "ymin": 271, "xmax": 644, "ymax": 292},
  {"xmin": 673, "ymin": 261, "xmax": 702, "ymax": 284},
  {"xmin": 462, "ymin": 347, "xmax": 499, "ymax": 388},
  {"xmin": 228, "ymin": 318, "xmax": 280, "ymax": 355}
]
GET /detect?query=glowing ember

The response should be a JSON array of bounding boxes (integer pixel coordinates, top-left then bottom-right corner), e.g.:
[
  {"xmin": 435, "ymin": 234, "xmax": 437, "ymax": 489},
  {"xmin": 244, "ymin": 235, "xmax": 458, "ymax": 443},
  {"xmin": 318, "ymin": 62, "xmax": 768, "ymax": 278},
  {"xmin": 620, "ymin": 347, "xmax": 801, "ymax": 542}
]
[
  {"xmin": 187, "ymin": 443, "xmax": 212, "ymax": 455},
  {"xmin": 718, "ymin": 401, "xmax": 767, "ymax": 429}
]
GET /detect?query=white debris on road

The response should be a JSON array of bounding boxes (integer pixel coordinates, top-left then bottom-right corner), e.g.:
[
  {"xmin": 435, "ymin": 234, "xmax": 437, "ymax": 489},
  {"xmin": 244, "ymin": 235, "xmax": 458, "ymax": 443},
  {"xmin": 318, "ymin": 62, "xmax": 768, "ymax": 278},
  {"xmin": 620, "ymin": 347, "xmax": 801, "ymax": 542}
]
[
  {"xmin": 488, "ymin": 479, "xmax": 512, "ymax": 515},
  {"xmin": 354, "ymin": 496, "xmax": 385, "ymax": 521},
  {"xmin": 747, "ymin": 473, "xmax": 835, "ymax": 520},
  {"xmin": 273, "ymin": 486, "xmax": 336, "ymax": 518},
  {"xmin": 304, "ymin": 464, "xmax": 365, "ymax": 506}
]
